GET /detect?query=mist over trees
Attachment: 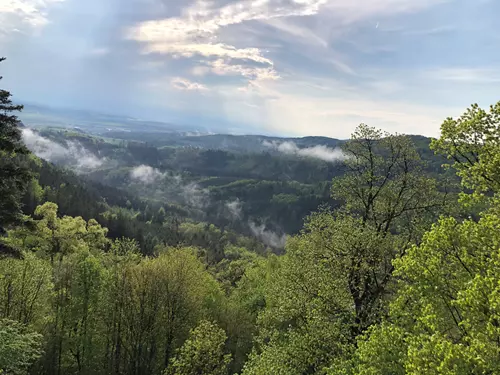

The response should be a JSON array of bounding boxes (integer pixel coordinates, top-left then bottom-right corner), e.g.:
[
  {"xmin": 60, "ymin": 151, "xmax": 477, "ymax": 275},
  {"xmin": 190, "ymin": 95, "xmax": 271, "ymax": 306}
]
[{"xmin": 1, "ymin": 57, "xmax": 500, "ymax": 374}]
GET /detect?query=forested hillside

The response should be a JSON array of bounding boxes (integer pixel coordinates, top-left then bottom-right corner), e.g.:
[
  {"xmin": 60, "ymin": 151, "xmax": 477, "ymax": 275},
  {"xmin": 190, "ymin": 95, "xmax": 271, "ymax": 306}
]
[
  {"xmin": 2, "ymin": 58, "xmax": 500, "ymax": 375},
  {"xmin": 19, "ymin": 119, "xmax": 450, "ymax": 243}
]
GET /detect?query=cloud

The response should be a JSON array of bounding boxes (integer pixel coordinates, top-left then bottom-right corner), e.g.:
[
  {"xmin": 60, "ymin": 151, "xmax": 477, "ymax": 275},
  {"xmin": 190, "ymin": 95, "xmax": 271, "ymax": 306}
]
[
  {"xmin": 249, "ymin": 221, "xmax": 286, "ymax": 248},
  {"xmin": 262, "ymin": 17, "xmax": 328, "ymax": 48},
  {"xmin": 130, "ymin": 164, "xmax": 163, "ymax": 184},
  {"xmin": 123, "ymin": 0, "xmax": 460, "ymax": 135},
  {"xmin": 129, "ymin": 0, "xmax": 328, "ymax": 47},
  {"xmin": 22, "ymin": 128, "xmax": 104, "ymax": 172},
  {"xmin": 0, "ymin": 0, "xmax": 63, "ymax": 34},
  {"xmin": 210, "ymin": 59, "xmax": 280, "ymax": 82},
  {"xmin": 127, "ymin": 0, "xmax": 327, "ymax": 84},
  {"xmin": 226, "ymin": 199, "xmax": 243, "ymax": 219},
  {"xmin": 129, "ymin": 165, "xmax": 210, "ymax": 209},
  {"xmin": 162, "ymin": 174, "xmax": 210, "ymax": 210},
  {"xmin": 140, "ymin": 42, "xmax": 274, "ymax": 65},
  {"xmin": 5, "ymin": 0, "xmax": 499, "ymax": 140},
  {"xmin": 263, "ymin": 139, "xmax": 347, "ymax": 162},
  {"xmin": 171, "ymin": 77, "xmax": 208, "ymax": 91},
  {"xmin": 182, "ymin": 182, "xmax": 210, "ymax": 209},
  {"xmin": 422, "ymin": 67, "xmax": 500, "ymax": 84},
  {"xmin": 192, "ymin": 66, "xmax": 211, "ymax": 76}
]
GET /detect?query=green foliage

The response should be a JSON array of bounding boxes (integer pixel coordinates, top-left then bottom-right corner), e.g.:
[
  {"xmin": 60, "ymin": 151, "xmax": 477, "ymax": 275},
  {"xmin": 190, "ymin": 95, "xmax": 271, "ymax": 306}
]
[
  {"xmin": 220, "ymin": 254, "xmax": 279, "ymax": 373},
  {"xmin": 355, "ymin": 213, "xmax": 500, "ymax": 374},
  {"xmin": 0, "ymin": 319, "xmax": 43, "ymax": 375},
  {"xmin": 351, "ymin": 102, "xmax": 500, "ymax": 375},
  {"xmin": 333, "ymin": 124, "xmax": 444, "ymax": 237},
  {"xmin": 431, "ymin": 101, "xmax": 500, "ymax": 202},
  {"xmin": 213, "ymin": 245, "xmax": 259, "ymax": 293},
  {"xmin": 0, "ymin": 252, "xmax": 52, "ymax": 326},
  {"xmin": 243, "ymin": 214, "xmax": 385, "ymax": 374},
  {"xmin": 25, "ymin": 120, "xmax": 451, "ymax": 246},
  {"xmin": 166, "ymin": 320, "xmax": 231, "ymax": 375},
  {"xmin": 244, "ymin": 124, "xmax": 447, "ymax": 375},
  {"xmin": 6, "ymin": 202, "xmax": 110, "ymax": 261},
  {"xmin": 0, "ymin": 202, "xmax": 236, "ymax": 375},
  {"xmin": 0, "ymin": 58, "xmax": 30, "ymax": 233},
  {"xmin": 3, "ymin": 99, "xmax": 497, "ymax": 375},
  {"xmin": 99, "ymin": 248, "xmax": 225, "ymax": 374}
]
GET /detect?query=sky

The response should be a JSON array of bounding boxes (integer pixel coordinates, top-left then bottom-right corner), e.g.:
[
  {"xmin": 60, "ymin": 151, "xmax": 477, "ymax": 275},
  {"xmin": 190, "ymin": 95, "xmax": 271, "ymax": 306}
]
[{"xmin": 0, "ymin": 0, "xmax": 499, "ymax": 138}]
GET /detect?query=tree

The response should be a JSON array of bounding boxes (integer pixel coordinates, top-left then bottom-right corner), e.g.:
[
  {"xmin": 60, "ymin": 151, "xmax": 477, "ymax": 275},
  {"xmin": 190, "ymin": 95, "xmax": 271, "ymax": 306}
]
[
  {"xmin": 0, "ymin": 57, "xmax": 30, "ymax": 234},
  {"xmin": 244, "ymin": 125, "xmax": 445, "ymax": 374},
  {"xmin": 106, "ymin": 248, "xmax": 224, "ymax": 375},
  {"xmin": 0, "ymin": 319, "xmax": 43, "ymax": 375},
  {"xmin": 63, "ymin": 251, "xmax": 106, "ymax": 374},
  {"xmin": 351, "ymin": 102, "xmax": 500, "ymax": 375},
  {"xmin": 331, "ymin": 124, "xmax": 445, "ymax": 334},
  {"xmin": 0, "ymin": 252, "xmax": 52, "ymax": 326},
  {"xmin": 431, "ymin": 101, "xmax": 500, "ymax": 202},
  {"xmin": 333, "ymin": 124, "xmax": 443, "ymax": 237},
  {"xmin": 213, "ymin": 245, "xmax": 259, "ymax": 293},
  {"xmin": 5, "ymin": 202, "xmax": 110, "ymax": 262},
  {"xmin": 353, "ymin": 213, "xmax": 500, "ymax": 375},
  {"xmin": 166, "ymin": 320, "xmax": 231, "ymax": 375},
  {"xmin": 3, "ymin": 203, "xmax": 110, "ymax": 374},
  {"xmin": 242, "ymin": 215, "xmax": 375, "ymax": 375},
  {"xmin": 221, "ymin": 253, "xmax": 279, "ymax": 374}
]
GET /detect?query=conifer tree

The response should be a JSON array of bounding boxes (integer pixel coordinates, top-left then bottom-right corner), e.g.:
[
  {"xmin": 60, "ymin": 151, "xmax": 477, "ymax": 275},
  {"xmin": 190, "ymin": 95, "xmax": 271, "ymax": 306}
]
[{"xmin": 0, "ymin": 57, "xmax": 30, "ymax": 236}]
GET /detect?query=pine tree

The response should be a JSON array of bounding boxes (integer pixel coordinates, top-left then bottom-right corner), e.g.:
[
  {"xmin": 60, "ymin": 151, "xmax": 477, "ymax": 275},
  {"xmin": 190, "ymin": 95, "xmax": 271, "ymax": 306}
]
[{"xmin": 0, "ymin": 57, "xmax": 30, "ymax": 236}]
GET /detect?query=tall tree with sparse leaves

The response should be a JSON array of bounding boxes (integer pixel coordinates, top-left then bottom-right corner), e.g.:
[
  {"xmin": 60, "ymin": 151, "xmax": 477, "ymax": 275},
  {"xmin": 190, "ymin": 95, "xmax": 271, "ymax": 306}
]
[
  {"xmin": 243, "ymin": 125, "xmax": 446, "ymax": 375},
  {"xmin": 349, "ymin": 101, "xmax": 500, "ymax": 375}
]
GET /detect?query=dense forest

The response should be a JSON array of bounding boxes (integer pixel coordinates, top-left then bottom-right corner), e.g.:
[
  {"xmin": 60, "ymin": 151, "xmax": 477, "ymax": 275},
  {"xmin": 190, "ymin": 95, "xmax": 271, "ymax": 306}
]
[
  {"xmin": 20, "ymin": 113, "xmax": 450, "ymax": 245},
  {"xmin": 2, "ymin": 57, "xmax": 500, "ymax": 375}
]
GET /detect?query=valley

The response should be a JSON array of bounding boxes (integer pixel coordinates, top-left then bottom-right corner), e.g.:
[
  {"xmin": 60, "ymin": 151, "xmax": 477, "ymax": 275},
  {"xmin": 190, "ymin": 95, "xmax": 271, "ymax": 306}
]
[{"xmin": 18, "ymin": 105, "xmax": 448, "ymax": 254}]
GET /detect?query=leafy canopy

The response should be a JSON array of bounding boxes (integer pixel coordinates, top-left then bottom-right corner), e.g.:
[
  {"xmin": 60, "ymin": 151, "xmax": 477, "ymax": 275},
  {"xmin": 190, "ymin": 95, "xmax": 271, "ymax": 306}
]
[
  {"xmin": 166, "ymin": 320, "xmax": 232, "ymax": 375},
  {"xmin": 354, "ymin": 101, "xmax": 500, "ymax": 375}
]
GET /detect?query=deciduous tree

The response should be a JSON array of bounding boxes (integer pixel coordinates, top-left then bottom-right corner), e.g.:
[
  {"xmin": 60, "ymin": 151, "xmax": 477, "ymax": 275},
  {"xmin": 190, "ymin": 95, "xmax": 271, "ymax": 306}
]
[{"xmin": 166, "ymin": 320, "xmax": 231, "ymax": 375}]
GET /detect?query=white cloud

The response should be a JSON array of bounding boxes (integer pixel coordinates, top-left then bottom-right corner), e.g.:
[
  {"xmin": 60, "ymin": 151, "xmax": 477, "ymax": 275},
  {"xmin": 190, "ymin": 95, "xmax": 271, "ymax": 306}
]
[
  {"xmin": 127, "ymin": 0, "xmax": 328, "ymax": 84},
  {"xmin": 263, "ymin": 17, "xmax": 328, "ymax": 47},
  {"xmin": 249, "ymin": 221, "xmax": 286, "ymax": 248},
  {"xmin": 216, "ymin": 75, "xmax": 458, "ymax": 138},
  {"xmin": 130, "ymin": 165, "xmax": 163, "ymax": 184},
  {"xmin": 22, "ymin": 128, "xmax": 104, "ymax": 172},
  {"xmin": 264, "ymin": 140, "xmax": 347, "ymax": 162},
  {"xmin": 0, "ymin": 0, "xmax": 63, "ymax": 34},
  {"xmin": 7, "ymin": 0, "xmax": 470, "ymax": 140},
  {"xmin": 127, "ymin": 0, "xmax": 448, "ymax": 92},
  {"xmin": 171, "ymin": 77, "xmax": 208, "ymax": 91},
  {"xmin": 129, "ymin": 0, "xmax": 328, "ymax": 46},
  {"xmin": 129, "ymin": 166, "xmax": 210, "ymax": 209},
  {"xmin": 210, "ymin": 58, "xmax": 279, "ymax": 82},
  {"xmin": 192, "ymin": 65, "xmax": 211, "ymax": 76},
  {"xmin": 141, "ymin": 42, "xmax": 274, "ymax": 65},
  {"xmin": 182, "ymin": 182, "xmax": 210, "ymax": 209},
  {"xmin": 226, "ymin": 199, "xmax": 243, "ymax": 219}
]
